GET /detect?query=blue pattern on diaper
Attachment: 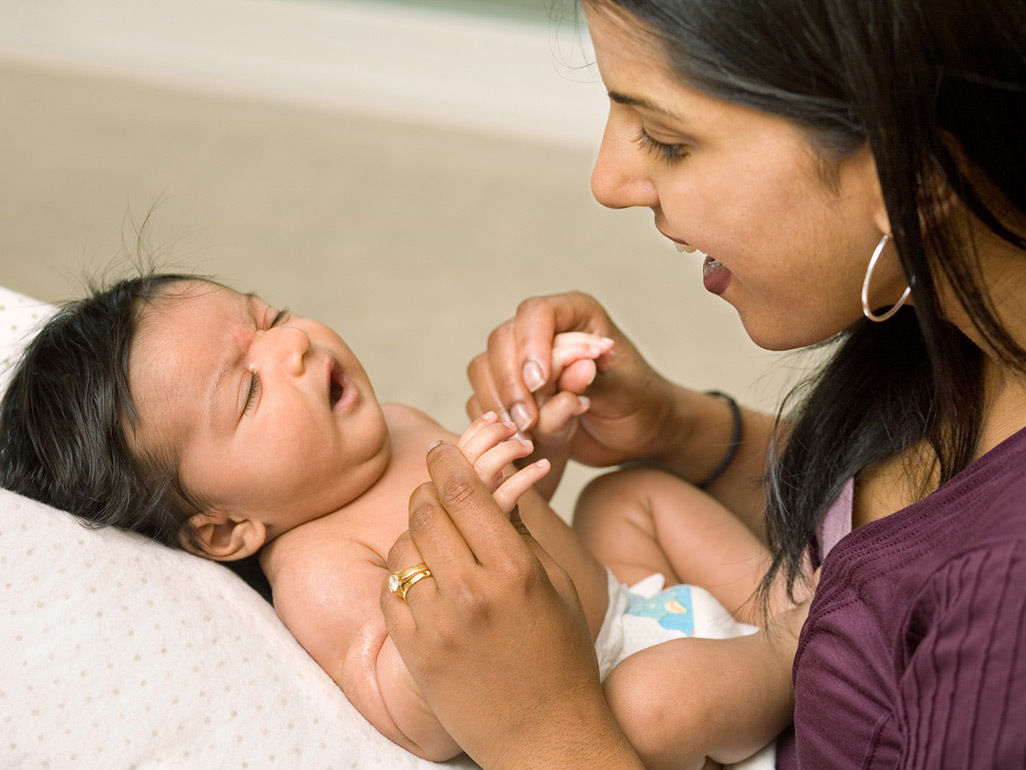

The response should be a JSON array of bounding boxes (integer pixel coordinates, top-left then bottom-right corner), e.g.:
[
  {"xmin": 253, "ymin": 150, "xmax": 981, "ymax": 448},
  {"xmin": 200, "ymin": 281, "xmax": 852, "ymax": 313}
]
[{"xmin": 625, "ymin": 584, "xmax": 695, "ymax": 636}]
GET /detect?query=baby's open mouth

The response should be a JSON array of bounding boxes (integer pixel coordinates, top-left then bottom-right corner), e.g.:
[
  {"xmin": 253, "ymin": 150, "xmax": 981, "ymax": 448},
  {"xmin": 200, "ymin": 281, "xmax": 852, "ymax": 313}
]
[{"xmin": 329, "ymin": 364, "xmax": 345, "ymax": 411}]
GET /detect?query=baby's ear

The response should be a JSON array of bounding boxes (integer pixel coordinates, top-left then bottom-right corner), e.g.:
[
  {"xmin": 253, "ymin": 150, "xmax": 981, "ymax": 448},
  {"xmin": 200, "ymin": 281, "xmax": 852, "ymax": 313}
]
[{"xmin": 179, "ymin": 511, "xmax": 266, "ymax": 562}]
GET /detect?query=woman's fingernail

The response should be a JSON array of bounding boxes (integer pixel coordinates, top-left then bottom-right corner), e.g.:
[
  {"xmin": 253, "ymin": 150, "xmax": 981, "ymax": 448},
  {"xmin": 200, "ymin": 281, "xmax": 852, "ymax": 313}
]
[
  {"xmin": 511, "ymin": 402, "xmax": 532, "ymax": 432},
  {"xmin": 522, "ymin": 360, "xmax": 546, "ymax": 393}
]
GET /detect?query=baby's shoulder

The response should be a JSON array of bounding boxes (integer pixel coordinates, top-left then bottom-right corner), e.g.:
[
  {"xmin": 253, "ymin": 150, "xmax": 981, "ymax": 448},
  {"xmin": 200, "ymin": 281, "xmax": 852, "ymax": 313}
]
[
  {"xmin": 382, "ymin": 401, "xmax": 443, "ymax": 429},
  {"xmin": 273, "ymin": 526, "xmax": 382, "ymax": 606},
  {"xmin": 382, "ymin": 402, "xmax": 457, "ymax": 444},
  {"xmin": 269, "ymin": 530, "xmax": 386, "ymax": 665}
]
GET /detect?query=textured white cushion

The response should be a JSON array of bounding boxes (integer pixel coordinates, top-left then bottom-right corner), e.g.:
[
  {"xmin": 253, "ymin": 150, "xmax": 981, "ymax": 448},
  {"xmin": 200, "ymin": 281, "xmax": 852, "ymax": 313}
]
[{"xmin": 0, "ymin": 285, "xmax": 477, "ymax": 769}]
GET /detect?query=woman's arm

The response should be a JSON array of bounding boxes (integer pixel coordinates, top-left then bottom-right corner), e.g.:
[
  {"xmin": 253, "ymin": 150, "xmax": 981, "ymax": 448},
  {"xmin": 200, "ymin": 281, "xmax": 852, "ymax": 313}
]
[
  {"xmin": 381, "ymin": 441, "xmax": 646, "ymax": 770},
  {"xmin": 467, "ymin": 292, "xmax": 776, "ymax": 538}
]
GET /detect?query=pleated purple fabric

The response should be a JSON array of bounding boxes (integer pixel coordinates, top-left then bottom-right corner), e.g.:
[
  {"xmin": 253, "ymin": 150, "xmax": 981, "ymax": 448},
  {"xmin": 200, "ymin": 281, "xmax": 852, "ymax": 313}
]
[{"xmin": 779, "ymin": 426, "xmax": 1026, "ymax": 768}]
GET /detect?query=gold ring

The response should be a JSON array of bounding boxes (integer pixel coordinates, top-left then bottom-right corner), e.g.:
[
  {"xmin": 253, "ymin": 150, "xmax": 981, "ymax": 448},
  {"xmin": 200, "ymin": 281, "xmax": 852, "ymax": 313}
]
[{"xmin": 388, "ymin": 562, "xmax": 433, "ymax": 602}]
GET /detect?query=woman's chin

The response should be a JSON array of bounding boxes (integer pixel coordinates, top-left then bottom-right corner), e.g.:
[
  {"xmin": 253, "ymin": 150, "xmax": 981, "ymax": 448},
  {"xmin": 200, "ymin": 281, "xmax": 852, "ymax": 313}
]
[{"xmin": 737, "ymin": 312, "xmax": 838, "ymax": 352}]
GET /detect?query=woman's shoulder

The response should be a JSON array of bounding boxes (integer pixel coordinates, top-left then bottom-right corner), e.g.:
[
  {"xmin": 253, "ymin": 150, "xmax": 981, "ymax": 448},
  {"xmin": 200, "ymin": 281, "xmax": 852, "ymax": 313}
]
[{"xmin": 813, "ymin": 439, "xmax": 1026, "ymax": 611}]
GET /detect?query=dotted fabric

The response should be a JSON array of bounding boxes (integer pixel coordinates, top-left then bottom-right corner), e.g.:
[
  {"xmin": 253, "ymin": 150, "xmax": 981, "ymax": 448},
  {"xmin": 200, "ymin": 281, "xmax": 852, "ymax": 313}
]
[{"xmin": 0, "ymin": 286, "xmax": 478, "ymax": 769}]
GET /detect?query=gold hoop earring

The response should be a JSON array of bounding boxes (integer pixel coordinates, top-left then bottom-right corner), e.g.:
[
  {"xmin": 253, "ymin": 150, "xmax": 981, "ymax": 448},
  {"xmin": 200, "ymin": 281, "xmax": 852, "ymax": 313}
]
[{"xmin": 861, "ymin": 233, "xmax": 911, "ymax": 322}]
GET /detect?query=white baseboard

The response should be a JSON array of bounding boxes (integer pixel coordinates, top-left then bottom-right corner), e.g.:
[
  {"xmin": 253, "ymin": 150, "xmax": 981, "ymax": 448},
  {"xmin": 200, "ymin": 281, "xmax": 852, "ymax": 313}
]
[{"xmin": 0, "ymin": 0, "xmax": 604, "ymax": 146}]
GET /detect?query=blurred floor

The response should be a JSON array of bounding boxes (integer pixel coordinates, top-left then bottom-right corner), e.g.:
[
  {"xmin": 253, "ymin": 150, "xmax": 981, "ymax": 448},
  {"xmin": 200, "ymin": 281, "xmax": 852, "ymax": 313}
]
[{"xmin": 0, "ymin": 56, "xmax": 797, "ymax": 519}]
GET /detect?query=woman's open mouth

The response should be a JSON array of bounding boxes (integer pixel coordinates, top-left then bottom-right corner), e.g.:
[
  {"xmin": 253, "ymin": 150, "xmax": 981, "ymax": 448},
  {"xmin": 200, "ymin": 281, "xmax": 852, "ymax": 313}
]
[{"xmin": 702, "ymin": 255, "xmax": 732, "ymax": 295}]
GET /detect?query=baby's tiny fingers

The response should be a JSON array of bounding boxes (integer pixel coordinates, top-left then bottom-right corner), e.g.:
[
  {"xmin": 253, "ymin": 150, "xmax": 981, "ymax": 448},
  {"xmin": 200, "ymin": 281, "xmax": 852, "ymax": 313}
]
[
  {"xmin": 492, "ymin": 459, "xmax": 551, "ymax": 515},
  {"xmin": 459, "ymin": 419, "xmax": 518, "ymax": 464},
  {"xmin": 473, "ymin": 437, "xmax": 535, "ymax": 490},
  {"xmin": 457, "ymin": 411, "xmax": 499, "ymax": 451},
  {"xmin": 534, "ymin": 391, "xmax": 590, "ymax": 441},
  {"xmin": 552, "ymin": 332, "xmax": 615, "ymax": 355}
]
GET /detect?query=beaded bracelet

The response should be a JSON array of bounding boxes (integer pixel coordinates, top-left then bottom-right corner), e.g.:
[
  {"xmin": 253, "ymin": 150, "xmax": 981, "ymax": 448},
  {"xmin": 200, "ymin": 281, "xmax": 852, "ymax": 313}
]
[{"xmin": 696, "ymin": 391, "xmax": 743, "ymax": 490}]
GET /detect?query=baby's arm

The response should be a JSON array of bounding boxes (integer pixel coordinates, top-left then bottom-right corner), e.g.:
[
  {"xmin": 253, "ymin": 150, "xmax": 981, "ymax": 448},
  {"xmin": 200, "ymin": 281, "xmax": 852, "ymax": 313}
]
[
  {"xmin": 604, "ymin": 600, "xmax": 809, "ymax": 770},
  {"xmin": 277, "ymin": 418, "xmax": 550, "ymax": 761}
]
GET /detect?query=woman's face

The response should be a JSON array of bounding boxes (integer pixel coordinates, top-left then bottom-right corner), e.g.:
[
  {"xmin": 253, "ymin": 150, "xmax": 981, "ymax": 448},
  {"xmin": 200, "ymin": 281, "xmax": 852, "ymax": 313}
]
[{"xmin": 586, "ymin": 7, "xmax": 907, "ymax": 350}]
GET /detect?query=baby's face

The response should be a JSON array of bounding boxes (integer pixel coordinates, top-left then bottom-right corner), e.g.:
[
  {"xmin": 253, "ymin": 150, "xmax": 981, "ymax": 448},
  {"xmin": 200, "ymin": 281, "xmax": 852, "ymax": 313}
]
[{"xmin": 127, "ymin": 281, "xmax": 390, "ymax": 539}]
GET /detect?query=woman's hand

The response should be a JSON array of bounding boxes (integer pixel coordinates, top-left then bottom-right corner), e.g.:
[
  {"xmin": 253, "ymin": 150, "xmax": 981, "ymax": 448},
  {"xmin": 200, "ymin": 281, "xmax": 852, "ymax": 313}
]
[
  {"xmin": 381, "ymin": 441, "xmax": 643, "ymax": 769},
  {"xmin": 467, "ymin": 292, "xmax": 680, "ymax": 469}
]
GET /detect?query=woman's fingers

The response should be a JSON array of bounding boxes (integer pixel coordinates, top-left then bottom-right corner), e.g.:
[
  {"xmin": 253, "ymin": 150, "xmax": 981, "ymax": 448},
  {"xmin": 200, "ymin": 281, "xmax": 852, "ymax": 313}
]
[
  {"xmin": 482, "ymin": 320, "xmax": 546, "ymax": 432},
  {"xmin": 468, "ymin": 293, "xmax": 617, "ymax": 435},
  {"xmin": 382, "ymin": 450, "xmax": 623, "ymax": 768},
  {"xmin": 380, "ymin": 530, "xmax": 435, "ymax": 627}
]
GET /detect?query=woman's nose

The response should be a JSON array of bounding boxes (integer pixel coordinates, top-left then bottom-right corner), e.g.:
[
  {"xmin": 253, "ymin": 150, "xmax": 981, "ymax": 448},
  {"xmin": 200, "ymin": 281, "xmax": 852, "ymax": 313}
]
[{"xmin": 591, "ymin": 113, "xmax": 659, "ymax": 210}]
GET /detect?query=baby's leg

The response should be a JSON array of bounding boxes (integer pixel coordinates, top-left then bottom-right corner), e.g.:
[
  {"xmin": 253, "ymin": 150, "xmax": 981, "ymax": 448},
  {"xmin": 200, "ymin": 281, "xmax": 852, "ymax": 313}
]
[
  {"xmin": 573, "ymin": 468, "xmax": 775, "ymax": 623},
  {"xmin": 603, "ymin": 613, "xmax": 799, "ymax": 770}
]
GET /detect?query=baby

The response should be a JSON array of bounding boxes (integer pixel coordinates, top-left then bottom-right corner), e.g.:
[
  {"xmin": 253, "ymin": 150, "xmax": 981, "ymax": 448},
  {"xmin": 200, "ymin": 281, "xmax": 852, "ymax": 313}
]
[{"xmin": 0, "ymin": 273, "xmax": 802, "ymax": 769}]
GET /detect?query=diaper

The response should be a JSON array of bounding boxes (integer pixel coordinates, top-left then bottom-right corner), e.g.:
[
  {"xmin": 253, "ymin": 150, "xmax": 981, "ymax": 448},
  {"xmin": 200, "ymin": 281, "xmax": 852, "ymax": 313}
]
[
  {"xmin": 595, "ymin": 569, "xmax": 758, "ymax": 679},
  {"xmin": 594, "ymin": 569, "xmax": 775, "ymax": 770}
]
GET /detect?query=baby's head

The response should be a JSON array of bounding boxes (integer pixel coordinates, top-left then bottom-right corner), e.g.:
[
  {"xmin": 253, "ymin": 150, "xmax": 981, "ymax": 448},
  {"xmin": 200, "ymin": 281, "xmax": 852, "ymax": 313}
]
[{"xmin": 0, "ymin": 273, "xmax": 389, "ymax": 565}]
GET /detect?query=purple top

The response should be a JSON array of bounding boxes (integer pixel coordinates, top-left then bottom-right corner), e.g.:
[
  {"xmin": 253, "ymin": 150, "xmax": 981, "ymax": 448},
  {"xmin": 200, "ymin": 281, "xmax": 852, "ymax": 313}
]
[{"xmin": 778, "ymin": 426, "xmax": 1026, "ymax": 768}]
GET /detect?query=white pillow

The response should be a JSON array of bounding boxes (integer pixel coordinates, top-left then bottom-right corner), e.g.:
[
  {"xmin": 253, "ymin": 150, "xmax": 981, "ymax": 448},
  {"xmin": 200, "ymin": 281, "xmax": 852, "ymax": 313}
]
[{"xmin": 0, "ymin": 286, "xmax": 478, "ymax": 769}]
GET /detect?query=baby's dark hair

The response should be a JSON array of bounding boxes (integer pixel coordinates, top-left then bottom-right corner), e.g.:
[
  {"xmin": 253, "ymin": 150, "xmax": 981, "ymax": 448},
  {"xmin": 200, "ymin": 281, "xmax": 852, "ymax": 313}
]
[
  {"xmin": 0, "ymin": 273, "xmax": 203, "ymax": 546},
  {"xmin": 1, "ymin": 272, "xmax": 275, "ymax": 600}
]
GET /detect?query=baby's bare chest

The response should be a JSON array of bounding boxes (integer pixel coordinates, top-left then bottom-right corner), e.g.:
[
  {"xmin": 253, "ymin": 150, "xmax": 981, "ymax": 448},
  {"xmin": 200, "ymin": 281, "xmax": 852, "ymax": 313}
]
[{"xmin": 331, "ymin": 408, "xmax": 459, "ymax": 557}]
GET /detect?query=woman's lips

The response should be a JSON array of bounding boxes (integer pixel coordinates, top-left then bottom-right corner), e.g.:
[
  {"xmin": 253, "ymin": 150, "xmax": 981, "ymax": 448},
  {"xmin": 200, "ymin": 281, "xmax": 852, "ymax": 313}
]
[
  {"xmin": 665, "ymin": 234, "xmax": 698, "ymax": 254},
  {"xmin": 659, "ymin": 230, "xmax": 729, "ymax": 293},
  {"xmin": 702, "ymin": 256, "xmax": 732, "ymax": 295}
]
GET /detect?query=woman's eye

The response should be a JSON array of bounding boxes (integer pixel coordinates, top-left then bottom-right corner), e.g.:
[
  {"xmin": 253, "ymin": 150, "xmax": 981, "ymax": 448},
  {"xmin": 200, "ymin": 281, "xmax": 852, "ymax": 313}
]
[
  {"xmin": 634, "ymin": 128, "xmax": 689, "ymax": 164},
  {"xmin": 242, "ymin": 372, "xmax": 261, "ymax": 417}
]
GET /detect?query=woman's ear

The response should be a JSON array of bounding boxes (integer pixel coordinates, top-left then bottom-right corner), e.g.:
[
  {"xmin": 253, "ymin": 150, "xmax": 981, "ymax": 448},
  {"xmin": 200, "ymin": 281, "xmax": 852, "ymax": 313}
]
[
  {"xmin": 844, "ymin": 146, "xmax": 892, "ymax": 236},
  {"xmin": 178, "ymin": 511, "xmax": 266, "ymax": 562}
]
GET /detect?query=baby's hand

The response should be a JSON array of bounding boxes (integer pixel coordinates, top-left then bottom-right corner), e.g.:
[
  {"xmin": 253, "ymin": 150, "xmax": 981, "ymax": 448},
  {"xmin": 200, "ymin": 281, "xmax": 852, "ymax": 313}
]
[
  {"xmin": 531, "ymin": 333, "xmax": 613, "ymax": 441},
  {"xmin": 456, "ymin": 412, "xmax": 551, "ymax": 515},
  {"xmin": 547, "ymin": 332, "xmax": 615, "ymax": 396}
]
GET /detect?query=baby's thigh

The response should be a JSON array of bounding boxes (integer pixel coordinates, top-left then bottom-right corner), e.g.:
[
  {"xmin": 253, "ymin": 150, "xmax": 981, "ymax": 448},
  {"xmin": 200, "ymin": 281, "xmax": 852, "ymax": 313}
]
[
  {"xmin": 574, "ymin": 468, "xmax": 769, "ymax": 598},
  {"xmin": 603, "ymin": 639, "xmax": 723, "ymax": 770},
  {"xmin": 574, "ymin": 467, "xmax": 741, "ymax": 548},
  {"xmin": 574, "ymin": 466, "xmax": 693, "ymax": 530}
]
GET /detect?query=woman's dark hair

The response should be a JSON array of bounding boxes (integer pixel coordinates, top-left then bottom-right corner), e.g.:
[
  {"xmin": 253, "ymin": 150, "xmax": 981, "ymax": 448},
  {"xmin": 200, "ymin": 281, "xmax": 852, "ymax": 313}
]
[
  {"xmin": 0, "ymin": 272, "xmax": 272, "ymax": 600},
  {"xmin": 582, "ymin": 0, "xmax": 1026, "ymax": 601}
]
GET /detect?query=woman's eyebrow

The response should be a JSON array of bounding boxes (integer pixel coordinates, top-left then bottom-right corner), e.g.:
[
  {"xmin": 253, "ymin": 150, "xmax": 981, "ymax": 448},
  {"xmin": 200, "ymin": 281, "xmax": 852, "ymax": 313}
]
[
  {"xmin": 207, "ymin": 294, "xmax": 259, "ymax": 427},
  {"xmin": 608, "ymin": 90, "xmax": 683, "ymax": 120}
]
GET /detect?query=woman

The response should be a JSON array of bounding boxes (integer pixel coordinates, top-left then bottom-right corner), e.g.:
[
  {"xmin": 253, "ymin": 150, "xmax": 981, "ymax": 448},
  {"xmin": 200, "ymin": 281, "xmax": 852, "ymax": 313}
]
[{"xmin": 381, "ymin": 0, "xmax": 1026, "ymax": 766}]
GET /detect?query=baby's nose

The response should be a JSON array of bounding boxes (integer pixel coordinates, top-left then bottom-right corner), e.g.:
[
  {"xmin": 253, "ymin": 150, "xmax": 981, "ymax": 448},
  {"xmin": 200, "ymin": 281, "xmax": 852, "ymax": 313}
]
[{"xmin": 263, "ymin": 326, "xmax": 311, "ymax": 374}]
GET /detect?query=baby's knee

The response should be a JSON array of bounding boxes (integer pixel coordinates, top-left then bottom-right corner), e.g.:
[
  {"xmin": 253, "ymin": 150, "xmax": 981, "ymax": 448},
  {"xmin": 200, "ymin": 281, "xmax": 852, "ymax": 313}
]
[{"xmin": 575, "ymin": 467, "xmax": 665, "ymax": 526}]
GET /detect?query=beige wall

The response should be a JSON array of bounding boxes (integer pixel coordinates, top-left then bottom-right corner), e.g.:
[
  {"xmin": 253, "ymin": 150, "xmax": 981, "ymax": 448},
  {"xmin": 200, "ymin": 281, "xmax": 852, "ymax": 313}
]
[{"xmin": 0, "ymin": 2, "xmax": 795, "ymax": 518}]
